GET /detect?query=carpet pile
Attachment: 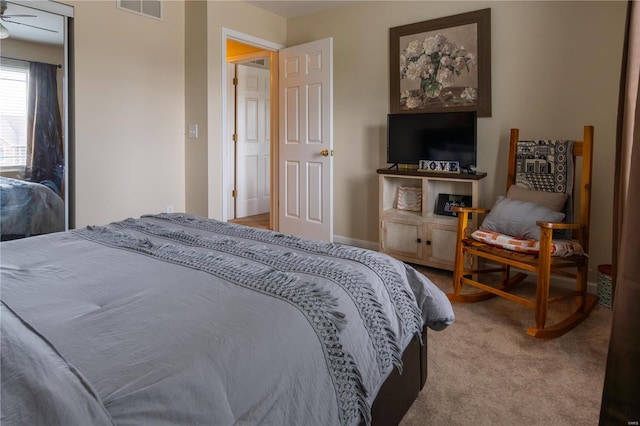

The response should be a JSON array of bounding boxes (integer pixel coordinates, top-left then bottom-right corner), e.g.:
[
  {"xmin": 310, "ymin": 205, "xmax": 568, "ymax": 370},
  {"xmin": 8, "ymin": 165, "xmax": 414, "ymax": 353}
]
[{"xmin": 400, "ymin": 266, "xmax": 612, "ymax": 426}]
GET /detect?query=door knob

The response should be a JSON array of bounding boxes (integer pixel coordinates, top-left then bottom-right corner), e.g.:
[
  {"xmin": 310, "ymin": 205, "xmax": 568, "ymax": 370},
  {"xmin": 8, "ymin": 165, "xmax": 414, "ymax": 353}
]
[{"xmin": 320, "ymin": 149, "xmax": 329, "ymax": 157}]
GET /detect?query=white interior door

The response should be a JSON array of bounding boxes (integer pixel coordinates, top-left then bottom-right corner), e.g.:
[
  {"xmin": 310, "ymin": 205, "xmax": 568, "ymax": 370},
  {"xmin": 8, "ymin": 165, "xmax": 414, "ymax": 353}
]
[
  {"xmin": 278, "ymin": 38, "xmax": 333, "ymax": 242},
  {"xmin": 236, "ymin": 64, "xmax": 270, "ymax": 218}
]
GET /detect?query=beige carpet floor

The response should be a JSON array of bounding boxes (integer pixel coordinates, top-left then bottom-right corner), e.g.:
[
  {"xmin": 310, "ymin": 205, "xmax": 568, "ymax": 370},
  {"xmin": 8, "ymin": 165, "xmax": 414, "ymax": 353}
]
[{"xmin": 400, "ymin": 266, "xmax": 612, "ymax": 426}]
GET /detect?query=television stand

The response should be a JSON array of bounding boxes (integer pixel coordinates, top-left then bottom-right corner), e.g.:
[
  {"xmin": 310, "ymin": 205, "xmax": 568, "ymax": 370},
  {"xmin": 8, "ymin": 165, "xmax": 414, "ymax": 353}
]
[{"xmin": 377, "ymin": 168, "xmax": 486, "ymax": 271}]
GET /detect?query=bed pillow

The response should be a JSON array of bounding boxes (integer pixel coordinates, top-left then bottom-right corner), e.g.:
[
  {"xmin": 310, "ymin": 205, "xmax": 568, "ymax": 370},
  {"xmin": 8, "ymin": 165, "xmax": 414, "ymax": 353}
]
[
  {"xmin": 480, "ymin": 196, "xmax": 565, "ymax": 240},
  {"xmin": 506, "ymin": 185, "xmax": 568, "ymax": 212}
]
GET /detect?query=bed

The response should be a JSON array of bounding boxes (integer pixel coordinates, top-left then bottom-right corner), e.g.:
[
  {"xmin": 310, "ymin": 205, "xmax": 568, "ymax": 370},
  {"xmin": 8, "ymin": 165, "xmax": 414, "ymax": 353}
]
[
  {"xmin": 0, "ymin": 213, "xmax": 454, "ymax": 425},
  {"xmin": 0, "ymin": 176, "xmax": 65, "ymax": 240}
]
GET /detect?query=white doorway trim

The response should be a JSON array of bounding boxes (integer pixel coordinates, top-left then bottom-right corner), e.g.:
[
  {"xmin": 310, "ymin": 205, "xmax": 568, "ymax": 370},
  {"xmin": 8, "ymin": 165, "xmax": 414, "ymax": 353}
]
[{"xmin": 220, "ymin": 28, "xmax": 284, "ymax": 222}]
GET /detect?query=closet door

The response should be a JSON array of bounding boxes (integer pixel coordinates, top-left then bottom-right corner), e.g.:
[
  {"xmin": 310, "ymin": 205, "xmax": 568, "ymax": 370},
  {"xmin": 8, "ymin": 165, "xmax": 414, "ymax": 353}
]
[{"xmin": 0, "ymin": 0, "xmax": 73, "ymax": 239}]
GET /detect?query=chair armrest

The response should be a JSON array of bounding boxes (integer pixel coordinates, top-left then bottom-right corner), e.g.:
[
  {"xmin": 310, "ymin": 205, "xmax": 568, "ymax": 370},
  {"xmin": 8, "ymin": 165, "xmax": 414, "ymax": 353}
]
[
  {"xmin": 536, "ymin": 221, "xmax": 582, "ymax": 230},
  {"xmin": 453, "ymin": 206, "xmax": 488, "ymax": 239},
  {"xmin": 453, "ymin": 206, "xmax": 490, "ymax": 214},
  {"xmin": 537, "ymin": 222, "xmax": 584, "ymax": 247}
]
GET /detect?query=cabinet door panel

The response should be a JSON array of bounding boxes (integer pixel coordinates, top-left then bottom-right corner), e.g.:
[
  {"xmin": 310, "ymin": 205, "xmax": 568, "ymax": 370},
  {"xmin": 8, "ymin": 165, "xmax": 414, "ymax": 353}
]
[
  {"xmin": 382, "ymin": 219, "xmax": 423, "ymax": 261},
  {"xmin": 424, "ymin": 223, "xmax": 457, "ymax": 269}
]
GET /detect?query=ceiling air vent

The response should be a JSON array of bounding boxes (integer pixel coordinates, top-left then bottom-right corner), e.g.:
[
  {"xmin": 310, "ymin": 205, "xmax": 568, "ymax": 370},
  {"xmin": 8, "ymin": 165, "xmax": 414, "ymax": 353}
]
[{"xmin": 117, "ymin": 0, "xmax": 162, "ymax": 20}]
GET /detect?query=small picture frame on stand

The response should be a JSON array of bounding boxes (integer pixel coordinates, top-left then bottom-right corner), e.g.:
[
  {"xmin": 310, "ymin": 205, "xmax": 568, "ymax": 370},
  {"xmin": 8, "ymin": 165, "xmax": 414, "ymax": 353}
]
[{"xmin": 435, "ymin": 193, "xmax": 472, "ymax": 217}]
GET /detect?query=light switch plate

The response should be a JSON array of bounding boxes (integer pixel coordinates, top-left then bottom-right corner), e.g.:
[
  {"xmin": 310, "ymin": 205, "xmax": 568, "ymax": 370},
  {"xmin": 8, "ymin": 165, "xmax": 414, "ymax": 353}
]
[{"xmin": 188, "ymin": 124, "xmax": 198, "ymax": 138}]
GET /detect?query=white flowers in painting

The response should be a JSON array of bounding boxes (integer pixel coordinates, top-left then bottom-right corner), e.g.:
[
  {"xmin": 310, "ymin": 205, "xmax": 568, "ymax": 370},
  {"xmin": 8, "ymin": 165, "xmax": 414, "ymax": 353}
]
[
  {"xmin": 399, "ymin": 32, "xmax": 477, "ymax": 108},
  {"xmin": 403, "ymin": 92, "xmax": 422, "ymax": 109},
  {"xmin": 461, "ymin": 87, "xmax": 477, "ymax": 102}
]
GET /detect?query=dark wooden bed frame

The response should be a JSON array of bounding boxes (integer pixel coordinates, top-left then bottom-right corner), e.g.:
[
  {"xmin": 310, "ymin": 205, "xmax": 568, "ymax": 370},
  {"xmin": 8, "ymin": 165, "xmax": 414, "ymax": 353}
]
[{"xmin": 368, "ymin": 326, "xmax": 428, "ymax": 425}]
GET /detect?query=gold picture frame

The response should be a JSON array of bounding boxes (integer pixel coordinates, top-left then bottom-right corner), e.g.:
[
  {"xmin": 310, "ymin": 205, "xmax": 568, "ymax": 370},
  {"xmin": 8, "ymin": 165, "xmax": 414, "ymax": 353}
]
[{"xmin": 389, "ymin": 8, "xmax": 492, "ymax": 117}]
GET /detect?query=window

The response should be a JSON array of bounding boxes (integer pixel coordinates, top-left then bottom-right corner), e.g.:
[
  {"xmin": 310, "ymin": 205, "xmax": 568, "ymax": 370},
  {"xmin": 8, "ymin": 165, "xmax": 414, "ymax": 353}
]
[{"xmin": 0, "ymin": 60, "xmax": 29, "ymax": 169}]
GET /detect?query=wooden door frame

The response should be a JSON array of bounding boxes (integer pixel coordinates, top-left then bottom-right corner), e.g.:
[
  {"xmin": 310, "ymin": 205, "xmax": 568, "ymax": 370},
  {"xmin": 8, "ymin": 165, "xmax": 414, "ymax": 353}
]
[{"xmin": 221, "ymin": 29, "xmax": 282, "ymax": 231}]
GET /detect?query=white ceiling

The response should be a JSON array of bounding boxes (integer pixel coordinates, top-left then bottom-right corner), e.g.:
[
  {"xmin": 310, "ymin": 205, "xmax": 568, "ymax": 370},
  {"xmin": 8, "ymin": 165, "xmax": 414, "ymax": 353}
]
[
  {"xmin": 245, "ymin": 1, "xmax": 353, "ymax": 18},
  {"xmin": 1, "ymin": 1, "xmax": 64, "ymax": 46}
]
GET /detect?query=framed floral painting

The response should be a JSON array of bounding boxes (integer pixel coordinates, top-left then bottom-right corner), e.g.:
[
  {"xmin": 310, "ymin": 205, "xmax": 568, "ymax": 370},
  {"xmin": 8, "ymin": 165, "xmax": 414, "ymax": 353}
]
[{"xmin": 389, "ymin": 8, "xmax": 492, "ymax": 116}]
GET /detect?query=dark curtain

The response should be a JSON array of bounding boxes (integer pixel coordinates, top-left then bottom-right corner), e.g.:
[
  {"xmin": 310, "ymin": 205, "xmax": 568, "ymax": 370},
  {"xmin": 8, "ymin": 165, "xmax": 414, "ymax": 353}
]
[
  {"xmin": 25, "ymin": 61, "xmax": 64, "ymax": 194},
  {"xmin": 599, "ymin": 1, "xmax": 640, "ymax": 423}
]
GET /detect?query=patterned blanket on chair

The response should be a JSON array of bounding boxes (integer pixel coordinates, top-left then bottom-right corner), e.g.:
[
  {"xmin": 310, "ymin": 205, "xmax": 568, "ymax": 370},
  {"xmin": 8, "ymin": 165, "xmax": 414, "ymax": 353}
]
[
  {"xmin": 515, "ymin": 139, "xmax": 574, "ymax": 194},
  {"xmin": 516, "ymin": 139, "xmax": 575, "ymax": 235}
]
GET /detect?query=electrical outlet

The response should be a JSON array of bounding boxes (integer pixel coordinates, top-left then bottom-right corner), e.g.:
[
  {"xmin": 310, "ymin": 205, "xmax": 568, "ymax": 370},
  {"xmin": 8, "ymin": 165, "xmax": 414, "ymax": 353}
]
[{"xmin": 166, "ymin": 205, "xmax": 174, "ymax": 213}]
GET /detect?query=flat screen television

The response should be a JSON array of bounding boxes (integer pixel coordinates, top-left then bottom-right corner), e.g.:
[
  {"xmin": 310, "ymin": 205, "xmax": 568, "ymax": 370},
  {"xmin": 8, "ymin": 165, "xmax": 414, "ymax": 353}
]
[{"xmin": 387, "ymin": 111, "xmax": 477, "ymax": 168}]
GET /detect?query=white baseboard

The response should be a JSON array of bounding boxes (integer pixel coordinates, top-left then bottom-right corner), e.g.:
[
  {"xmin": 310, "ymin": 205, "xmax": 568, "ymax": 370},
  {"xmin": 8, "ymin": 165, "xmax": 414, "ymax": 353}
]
[{"xmin": 333, "ymin": 235, "xmax": 378, "ymax": 251}]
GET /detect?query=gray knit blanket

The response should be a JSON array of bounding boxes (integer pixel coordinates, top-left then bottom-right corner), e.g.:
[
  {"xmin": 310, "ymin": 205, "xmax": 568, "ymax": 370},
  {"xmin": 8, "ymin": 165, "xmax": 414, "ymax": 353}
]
[{"xmin": 1, "ymin": 214, "xmax": 454, "ymax": 426}]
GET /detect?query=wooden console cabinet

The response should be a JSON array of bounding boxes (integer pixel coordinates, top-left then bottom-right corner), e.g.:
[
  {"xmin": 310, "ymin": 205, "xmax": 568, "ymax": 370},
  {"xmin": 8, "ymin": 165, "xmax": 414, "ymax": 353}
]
[{"xmin": 377, "ymin": 168, "xmax": 486, "ymax": 271}]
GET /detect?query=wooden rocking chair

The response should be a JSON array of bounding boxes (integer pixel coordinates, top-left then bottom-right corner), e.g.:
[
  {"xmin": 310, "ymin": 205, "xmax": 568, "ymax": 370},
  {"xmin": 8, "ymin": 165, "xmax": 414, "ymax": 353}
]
[{"xmin": 448, "ymin": 125, "xmax": 599, "ymax": 338}]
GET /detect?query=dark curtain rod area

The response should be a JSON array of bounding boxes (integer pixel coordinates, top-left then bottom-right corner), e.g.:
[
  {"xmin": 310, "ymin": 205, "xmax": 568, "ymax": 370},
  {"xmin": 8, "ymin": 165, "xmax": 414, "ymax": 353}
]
[{"xmin": 0, "ymin": 56, "xmax": 62, "ymax": 68}]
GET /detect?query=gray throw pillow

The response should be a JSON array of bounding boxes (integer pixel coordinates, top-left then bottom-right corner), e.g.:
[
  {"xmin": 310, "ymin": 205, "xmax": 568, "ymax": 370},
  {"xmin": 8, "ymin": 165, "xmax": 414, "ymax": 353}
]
[
  {"xmin": 506, "ymin": 184, "xmax": 568, "ymax": 212},
  {"xmin": 480, "ymin": 196, "xmax": 565, "ymax": 240}
]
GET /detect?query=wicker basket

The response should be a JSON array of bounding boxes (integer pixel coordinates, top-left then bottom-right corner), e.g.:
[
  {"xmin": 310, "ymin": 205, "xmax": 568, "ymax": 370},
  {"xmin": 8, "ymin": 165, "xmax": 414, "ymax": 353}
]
[{"xmin": 597, "ymin": 264, "xmax": 612, "ymax": 309}]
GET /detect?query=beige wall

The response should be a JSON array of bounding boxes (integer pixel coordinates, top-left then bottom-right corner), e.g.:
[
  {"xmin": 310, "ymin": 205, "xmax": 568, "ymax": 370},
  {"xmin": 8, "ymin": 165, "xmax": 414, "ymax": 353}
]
[
  {"xmin": 285, "ymin": 1, "xmax": 626, "ymax": 279},
  {"xmin": 60, "ymin": 0, "xmax": 286, "ymax": 226},
  {"xmin": 67, "ymin": 0, "xmax": 185, "ymax": 227},
  {"xmin": 60, "ymin": 0, "xmax": 624, "ymax": 281},
  {"xmin": 185, "ymin": 0, "xmax": 208, "ymax": 217}
]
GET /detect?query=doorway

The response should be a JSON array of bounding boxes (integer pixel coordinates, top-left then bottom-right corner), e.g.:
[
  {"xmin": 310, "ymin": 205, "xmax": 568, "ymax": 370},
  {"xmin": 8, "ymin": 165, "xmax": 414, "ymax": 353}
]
[
  {"xmin": 226, "ymin": 45, "xmax": 271, "ymax": 229},
  {"xmin": 220, "ymin": 30, "xmax": 334, "ymax": 241},
  {"xmin": 222, "ymin": 30, "xmax": 283, "ymax": 231},
  {"xmin": 0, "ymin": 0, "xmax": 73, "ymax": 239}
]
